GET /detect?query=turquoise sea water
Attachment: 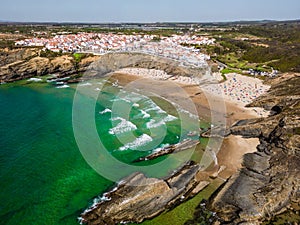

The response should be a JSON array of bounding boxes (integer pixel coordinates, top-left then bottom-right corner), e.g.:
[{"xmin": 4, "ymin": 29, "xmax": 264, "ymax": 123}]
[{"xmin": 0, "ymin": 80, "xmax": 199, "ymax": 225}]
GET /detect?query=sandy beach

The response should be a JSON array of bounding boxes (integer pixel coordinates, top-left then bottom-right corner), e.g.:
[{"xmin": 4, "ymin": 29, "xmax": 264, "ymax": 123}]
[
  {"xmin": 116, "ymin": 68, "xmax": 270, "ymax": 119},
  {"xmin": 111, "ymin": 68, "xmax": 270, "ymax": 178}
]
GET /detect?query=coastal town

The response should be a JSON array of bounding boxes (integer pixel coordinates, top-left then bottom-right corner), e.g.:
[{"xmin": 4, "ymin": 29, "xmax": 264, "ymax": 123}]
[
  {"xmin": 15, "ymin": 33, "xmax": 214, "ymax": 67},
  {"xmin": 13, "ymin": 31, "xmax": 281, "ymax": 77}
]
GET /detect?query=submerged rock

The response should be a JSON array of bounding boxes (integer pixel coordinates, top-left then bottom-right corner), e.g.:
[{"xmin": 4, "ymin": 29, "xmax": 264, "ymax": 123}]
[{"xmin": 133, "ymin": 139, "xmax": 199, "ymax": 162}]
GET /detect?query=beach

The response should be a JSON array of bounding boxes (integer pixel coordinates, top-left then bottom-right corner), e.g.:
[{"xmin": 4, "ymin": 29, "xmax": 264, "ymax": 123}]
[
  {"xmin": 115, "ymin": 68, "xmax": 270, "ymax": 119},
  {"xmin": 112, "ymin": 68, "xmax": 270, "ymax": 178}
]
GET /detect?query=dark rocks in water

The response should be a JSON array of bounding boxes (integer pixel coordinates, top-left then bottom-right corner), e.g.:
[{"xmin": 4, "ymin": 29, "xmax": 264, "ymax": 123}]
[
  {"xmin": 79, "ymin": 161, "xmax": 210, "ymax": 225},
  {"xmin": 207, "ymin": 74, "xmax": 300, "ymax": 224},
  {"xmin": 133, "ymin": 139, "xmax": 199, "ymax": 163},
  {"xmin": 66, "ymin": 78, "xmax": 84, "ymax": 84}
]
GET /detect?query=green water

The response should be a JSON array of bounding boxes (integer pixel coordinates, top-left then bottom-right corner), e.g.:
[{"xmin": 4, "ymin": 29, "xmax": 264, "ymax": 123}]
[{"xmin": 0, "ymin": 80, "xmax": 200, "ymax": 225}]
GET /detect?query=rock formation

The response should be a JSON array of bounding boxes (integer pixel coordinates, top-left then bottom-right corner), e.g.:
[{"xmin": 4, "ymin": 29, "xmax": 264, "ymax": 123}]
[
  {"xmin": 208, "ymin": 73, "xmax": 300, "ymax": 224},
  {"xmin": 0, "ymin": 49, "xmax": 208, "ymax": 83},
  {"xmin": 133, "ymin": 139, "xmax": 199, "ymax": 162},
  {"xmin": 79, "ymin": 161, "xmax": 210, "ymax": 225}
]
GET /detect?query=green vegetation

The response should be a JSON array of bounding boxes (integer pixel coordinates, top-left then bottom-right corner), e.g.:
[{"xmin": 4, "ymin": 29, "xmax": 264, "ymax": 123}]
[
  {"xmin": 73, "ymin": 52, "xmax": 84, "ymax": 63},
  {"xmin": 0, "ymin": 39, "xmax": 15, "ymax": 49},
  {"xmin": 201, "ymin": 22, "xmax": 300, "ymax": 73},
  {"xmin": 221, "ymin": 68, "xmax": 241, "ymax": 75},
  {"xmin": 129, "ymin": 180, "xmax": 222, "ymax": 225},
  {"xmin": 40, "ymin": 49, "xmax": 63, "ymax": 58},
  {"xmin": 262, "ymin": 210, "xmax": 300, "ymax": 225}
]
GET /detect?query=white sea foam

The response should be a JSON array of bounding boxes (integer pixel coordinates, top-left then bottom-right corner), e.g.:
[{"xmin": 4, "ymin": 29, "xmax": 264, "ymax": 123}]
[
  {"xmin": 146, "ymin": 119, "xmax": 164, "ymax": 129},
  {"xmin": 164, "ymin": 114, "xmax": 177, "ymax": 122},
  {"xmin": 122, "ymin": 92, "xmax": 144, "ymax": 103},
  {"xmin": 143, "ymin": 99, "xmax": 166, "ymax": 114},
  {"xmin": 56, "ymin": 81, "xmax": 65, "ymax": 85},
  {"xmin": 111, "ymin": 98, "xmax": 132, "ymax": 104},
  {"xmin": 177, "ymin": 107, "xmax": 199, "ymax": 120},
  {"xmin": 112, "ymin": 81, "xmax": 119, "ymax": 87},
  {"xmin": 146, "ymin": 115, "xmax": 177, "ymax": 129},
  {"xmin": 99, "ymin": 108, "xmax": 112, "ymax": 114},
  {"xmin": 80, "ymin": 193, "xmax": 111, "ymax": 220},
  {"xmin": 145, "ymin": 105, "xmax": 166, "ymax": 114},
  {"xmin": 152, "ymin": 143, "xmax": 170, "ymax": 153},
  {"xmin": 79, "ymin": 82, "xmax": 92, "ymax": 87},
  {"xmin": 56, "ymin": 85, "xmax": 70, "ymax": 89},
  {"xmin": 141, "ymin": 110, "xmax": 151, "ymax": 118},
  {"xmin": 28, "ymin": 78, "xmax": 42, "ymax": 82},
  {"xmin": 109, "ymin": 117, "xmax": 137, "ymax": 135},
  {"xmin": 119, "ymin": 134, "xmax": 153, "ymax": 151}
]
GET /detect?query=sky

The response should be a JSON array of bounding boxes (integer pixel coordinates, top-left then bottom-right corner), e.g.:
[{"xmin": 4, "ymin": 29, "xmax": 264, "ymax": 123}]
[{"xmin": 1, "ymin": 0, "xmax": 300, "ymax": 23}]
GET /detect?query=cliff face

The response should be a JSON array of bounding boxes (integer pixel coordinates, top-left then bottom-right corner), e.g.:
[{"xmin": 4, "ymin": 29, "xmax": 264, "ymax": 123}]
[
  {"xmin": 80, "ymin": 162, "xmax": 210, "ymax": 225},
  {"xmin": 209, "ymin": 74, "xmax": 300, "ymax": 224},
  {"xmin": 0, "ymin": 49, "xmax": 208, "ymax": 83},
  {"xmin": 0, "ymin": 48, "xmax": 101, "ymax": 82},
  {"xmin": 0, "ymin": 48, "xmax": 39, "ymax": 67}
]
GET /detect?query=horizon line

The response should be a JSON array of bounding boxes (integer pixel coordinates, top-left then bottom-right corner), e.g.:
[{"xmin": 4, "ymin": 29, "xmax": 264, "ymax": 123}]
[{"xmin": 1, "ymin": 18, "xmax": 300, "ymax": 25}]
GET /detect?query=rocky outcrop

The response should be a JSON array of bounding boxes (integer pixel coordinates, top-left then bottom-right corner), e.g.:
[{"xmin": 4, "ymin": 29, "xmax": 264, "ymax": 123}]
[
  {"xmin": 133, "ymin": 139, "xmax": 199, "ymax": 162},
  {"xmin": 0, "ymin": 50, "xmax": 208, "ymax": 83},
  {"xmin": 0, "ymin": 53, "xmax": 77, "ymax": 82},
  {"xmin": 208, "ymin": 74, "xmax": 300, "ymax": 224},
  {"xmin": 0, "ymin": 47, "xmax": 39, "ymax": 67},
  {"xmin": 80, "ymin": 52, "xmax": 208, "ymax": 81},
  {"xmin": 80, "ymin": 161, "xmax": 210, "ymax": 225}
]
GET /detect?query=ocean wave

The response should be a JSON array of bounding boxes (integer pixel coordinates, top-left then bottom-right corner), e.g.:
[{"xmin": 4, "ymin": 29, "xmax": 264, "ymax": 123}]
[
  {"xmin": 122, "ymin": 92, "xmax": 144, "ymax": 102},
  {"xmin": 146, "ymin": 114, "xmax": 177, "ymax": 129},
  {"xmin": 56, "ymin": 81, "xmax": 65, "ymax": 85},
  {"xmin": 152, "ymin": 143, "xmax": 170, "ymax": 153},
  {"xmin": 78, "ymin": 82, "xmax": 92, "ymax": 87},
  {"xmin": 164, "ymin": 114, "xmax": 177, "ymax": 122},
  {"xmin": 28, "ymin": 78, "xmax": 42, "ymax": 82},
  {"xmin": 109, "ymin": 117, "xmax": 137, "ymax": 135},
  {"xmin": 141, "ymin": 110, "xmax": 151, "ymax": 118},
  {"xmin": 143, "ymin": 99, "xmax": 166, "ymax": 114},
  {"xmin": 119, "ymin": 134, "xmax": 153, "ymax": 151},
  {"xmin": 177, "ymin": 107, "xmax": 199, "ymax": 120},
  {"xmin": 99, "ymin": 108, "xmax": 112, "ymax": 114},
  {"xmin": 56, "ymin": 85, "xmax": 70, "ymax": 89},
  {"xmin": 144, "ymin": 105, "xmax": 166, "ymax": 114},
  {"xmin": 110, "ymin": 98, "xmax": 132, "ymax": 104},
  {"xmin": 154, "ymin": 96, "xmax": 199, "ymax": 121}
]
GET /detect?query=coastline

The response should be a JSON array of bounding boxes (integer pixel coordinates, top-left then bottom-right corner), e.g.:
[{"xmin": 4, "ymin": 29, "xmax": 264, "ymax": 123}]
[
  {"xmin": 78, "ymin": 69, "xmax": 268, "ymax": 224},
  {"xmin": 3, "ymin": 62, "xmax": 298, "ymax": 224},
  {"xmin": 110, "ymin": 69, "xmax": 270, "ymax": 176}
]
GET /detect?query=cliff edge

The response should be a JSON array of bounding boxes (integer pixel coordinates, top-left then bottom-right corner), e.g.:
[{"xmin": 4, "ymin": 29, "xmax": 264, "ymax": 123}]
[{"xmin": 208, "ymin": 73, "xmax": 300, "ymax": 224}]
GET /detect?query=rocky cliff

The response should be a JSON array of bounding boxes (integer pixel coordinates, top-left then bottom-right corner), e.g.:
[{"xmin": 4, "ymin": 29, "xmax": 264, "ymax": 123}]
[
  {"xmin": 0, "ymin": 49, "xmax": 208, "ymax": 83},
  {"xmin": 208, "ymin": 73, "xmax": 300, "ymax": 224},
  {"xmin": 0, "ymin": 48, "xmax": 99, "ymax": 82},
  {"xmin": 79, "ymin": 161, "xmax": 211, "ymax": 225}
]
